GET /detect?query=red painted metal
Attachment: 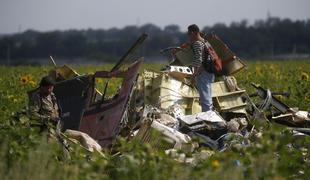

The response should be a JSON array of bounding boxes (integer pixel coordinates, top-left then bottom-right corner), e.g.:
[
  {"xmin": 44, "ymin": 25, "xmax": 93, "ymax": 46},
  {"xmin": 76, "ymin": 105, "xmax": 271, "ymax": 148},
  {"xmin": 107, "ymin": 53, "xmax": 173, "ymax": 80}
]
[{"xmin": 79, "ymin": 59, "xmax": 143, "ymax": 148}]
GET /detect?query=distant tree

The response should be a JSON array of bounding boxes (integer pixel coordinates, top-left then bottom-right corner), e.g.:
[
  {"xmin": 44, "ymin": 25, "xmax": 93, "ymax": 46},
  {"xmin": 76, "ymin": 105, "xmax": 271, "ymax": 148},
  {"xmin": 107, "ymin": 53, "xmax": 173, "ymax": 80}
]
[
  {"xmin": 1, "ymin": 17, "xmax": 310, "ymax": 64},
  {"xmin": 164, "ymin": 24, "xmax": 181, "ymax": 34},
  {"xmin": 140, "ymin": 23, "xmax": 161, "ymax": 34}
]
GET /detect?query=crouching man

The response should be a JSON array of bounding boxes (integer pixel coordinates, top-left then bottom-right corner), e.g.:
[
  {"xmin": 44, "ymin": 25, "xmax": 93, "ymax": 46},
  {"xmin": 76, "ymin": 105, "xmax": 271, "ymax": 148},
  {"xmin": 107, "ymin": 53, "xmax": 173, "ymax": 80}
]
[
  {"xmin": 28, "ymin": 76, "xmax": 103, "ymax": 154},
  {"xmin": 28, "ymin": 76, "xmax": 60, "ymax": 127}
]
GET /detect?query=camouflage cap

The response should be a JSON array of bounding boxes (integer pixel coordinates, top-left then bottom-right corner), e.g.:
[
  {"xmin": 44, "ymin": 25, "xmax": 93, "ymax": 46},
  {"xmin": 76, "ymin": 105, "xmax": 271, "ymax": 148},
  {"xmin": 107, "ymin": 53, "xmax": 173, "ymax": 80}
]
[{"xmin": 40, "ymin": 76, "xmax": 55, "ymax": 87}]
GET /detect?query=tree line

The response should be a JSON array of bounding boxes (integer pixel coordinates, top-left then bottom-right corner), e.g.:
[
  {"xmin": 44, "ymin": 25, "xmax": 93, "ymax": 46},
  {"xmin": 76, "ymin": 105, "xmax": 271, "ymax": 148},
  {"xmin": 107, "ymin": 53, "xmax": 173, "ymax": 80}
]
[{"xmin": 1, "ymin": 17, "xmax": 310, "ymax": 65}]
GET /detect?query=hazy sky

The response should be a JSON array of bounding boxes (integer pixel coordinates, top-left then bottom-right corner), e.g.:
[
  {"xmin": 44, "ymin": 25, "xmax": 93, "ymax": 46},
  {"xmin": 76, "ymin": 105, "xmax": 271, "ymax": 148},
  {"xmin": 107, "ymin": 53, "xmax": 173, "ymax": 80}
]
[{"xmin": 0, "ymin": 0, "xmax": 309, "ymax": 34}]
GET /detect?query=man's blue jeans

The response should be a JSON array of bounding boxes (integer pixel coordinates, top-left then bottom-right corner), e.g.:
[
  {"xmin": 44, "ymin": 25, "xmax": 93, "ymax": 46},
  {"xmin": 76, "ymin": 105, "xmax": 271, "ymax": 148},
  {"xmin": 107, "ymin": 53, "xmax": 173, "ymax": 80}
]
[{"xmin": 196, "ymin": 70, "xmax": 215, "ymax": 112}]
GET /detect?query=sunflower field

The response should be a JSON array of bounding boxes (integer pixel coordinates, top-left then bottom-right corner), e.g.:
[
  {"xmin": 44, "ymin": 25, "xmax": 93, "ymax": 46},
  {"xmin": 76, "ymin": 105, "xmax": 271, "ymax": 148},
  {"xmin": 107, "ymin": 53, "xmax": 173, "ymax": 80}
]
[{"xmin": 0, "ymin": 60, "xmax": 309, "ymax": 179}]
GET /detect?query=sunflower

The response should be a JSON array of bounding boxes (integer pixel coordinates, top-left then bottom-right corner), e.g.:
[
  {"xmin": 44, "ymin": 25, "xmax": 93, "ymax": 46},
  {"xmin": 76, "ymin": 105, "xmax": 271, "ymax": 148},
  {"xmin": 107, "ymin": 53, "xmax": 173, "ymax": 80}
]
[
  {"xmin": 211, "ymin": 160, "xmax": 220, "ymax": 169},
  {"xmin": 25, "ymin": 74, "xmax": 33, "ymax": 81},
  {"xmin": 301, "ymin": 72, "xmax": 309, "ymax": 81},
  {"xmin": 20, "ymin": 75, "xmax": 29, "ymax": 85}
]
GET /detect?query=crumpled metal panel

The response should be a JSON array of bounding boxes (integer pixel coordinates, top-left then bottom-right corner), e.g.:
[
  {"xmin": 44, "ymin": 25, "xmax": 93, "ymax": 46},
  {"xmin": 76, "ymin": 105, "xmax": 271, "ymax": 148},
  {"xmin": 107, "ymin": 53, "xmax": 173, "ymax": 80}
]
[
  {"xmin": 174, "ymin": 34, "xmax": 246, "ymax": 75},
  {"xmin": 178, "ymin": 110, "xmax": 227, "ymax": 139},
  {"xmin": 79, "ymin": 60, "xmax": 143, "ymax": 148},
  {"xmin": 211, "ymin": 81, "xmax": 247, "ymax": 114},
  {"xmin": 206, "ymin": 34, "xmax": 246, "ymax": 75},
  {"xmin": 144, "ymin": 69, "xmax": 201, "ymax": 115},
  {"xmin": 53, "ymin": 75, "xmax": 91, "ymax": 130}
]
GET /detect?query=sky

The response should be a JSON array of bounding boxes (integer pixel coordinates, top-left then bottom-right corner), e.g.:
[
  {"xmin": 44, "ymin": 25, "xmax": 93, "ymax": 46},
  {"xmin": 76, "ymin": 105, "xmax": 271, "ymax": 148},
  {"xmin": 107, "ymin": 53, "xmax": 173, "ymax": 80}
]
[{"xmin": 0, "ymin": 0, "xmax": 309, "ymax": 34}]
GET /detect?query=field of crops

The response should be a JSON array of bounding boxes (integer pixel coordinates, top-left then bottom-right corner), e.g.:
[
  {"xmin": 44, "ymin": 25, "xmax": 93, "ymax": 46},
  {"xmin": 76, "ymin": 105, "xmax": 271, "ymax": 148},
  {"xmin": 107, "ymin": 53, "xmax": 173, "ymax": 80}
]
[{"xmin": 0, "ymin": 60, "xmax": 309, "ymax": 179}]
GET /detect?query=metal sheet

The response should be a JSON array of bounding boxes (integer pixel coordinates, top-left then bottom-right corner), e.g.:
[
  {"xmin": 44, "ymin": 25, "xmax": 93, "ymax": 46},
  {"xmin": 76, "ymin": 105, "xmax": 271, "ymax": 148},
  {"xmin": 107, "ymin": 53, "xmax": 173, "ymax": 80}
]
[
  {"xmin": 144, "ymin": 70, "xmax": 201, "ymax": 115},
  {"xmin": 53, "ymin": 75, "xmax": 90, "ymax": 130},
  {"xmin": 79, "ymin": 60, "xmax": 143, "ymax": 148}
]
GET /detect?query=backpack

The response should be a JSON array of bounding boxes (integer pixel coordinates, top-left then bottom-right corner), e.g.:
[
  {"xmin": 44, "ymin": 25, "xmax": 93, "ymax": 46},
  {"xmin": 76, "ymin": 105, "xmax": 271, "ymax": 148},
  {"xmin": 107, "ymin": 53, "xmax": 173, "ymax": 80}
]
[{"xmin": 202, "ymin": 41, "xmax": 223, "ymax": 75}]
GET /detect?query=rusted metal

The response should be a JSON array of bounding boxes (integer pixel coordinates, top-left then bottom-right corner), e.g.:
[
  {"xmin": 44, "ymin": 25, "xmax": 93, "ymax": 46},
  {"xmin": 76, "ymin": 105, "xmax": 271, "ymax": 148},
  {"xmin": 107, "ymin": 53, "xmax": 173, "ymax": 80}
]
[
  {"xmin": 50, "ymin": 34, "xmax": 148, "ymax": 148},
  {"xmin": 205, "ymin": 33, "xmax": 246, "ymax": 75},
  {"xmin": 79, "ymin": 59, "xmax": 143, "ymax": 148},
  {"xmin": 53, "ymin": 60, "xmax": 143, "ymax": 148}
]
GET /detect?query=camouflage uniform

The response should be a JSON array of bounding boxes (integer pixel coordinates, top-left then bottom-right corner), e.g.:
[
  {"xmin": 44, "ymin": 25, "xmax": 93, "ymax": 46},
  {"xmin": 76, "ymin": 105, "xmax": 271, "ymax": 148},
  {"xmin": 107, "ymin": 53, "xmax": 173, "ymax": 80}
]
[{"xmin": 28, "ymin": 89, "xmax": 59, "ymax": 122}]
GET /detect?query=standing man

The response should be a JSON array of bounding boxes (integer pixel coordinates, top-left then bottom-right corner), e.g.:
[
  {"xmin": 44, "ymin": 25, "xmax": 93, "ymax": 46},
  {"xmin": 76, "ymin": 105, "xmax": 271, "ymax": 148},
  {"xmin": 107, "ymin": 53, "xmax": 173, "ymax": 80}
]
[
  {"xmin": 28, "ymin": 76, "xmax": 60, "ymax": 124},
  {"xmin": 188, "ymin": 24, "xmax": 215, "ymax": 111}
]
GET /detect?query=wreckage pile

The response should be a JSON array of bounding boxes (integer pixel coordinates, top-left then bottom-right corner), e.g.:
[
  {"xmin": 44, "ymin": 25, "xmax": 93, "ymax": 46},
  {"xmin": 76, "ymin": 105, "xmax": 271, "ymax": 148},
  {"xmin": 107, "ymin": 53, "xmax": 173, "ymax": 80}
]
[{"xmin": 42, "ymin": 33, "xmax": 309, "ymax": 161}]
